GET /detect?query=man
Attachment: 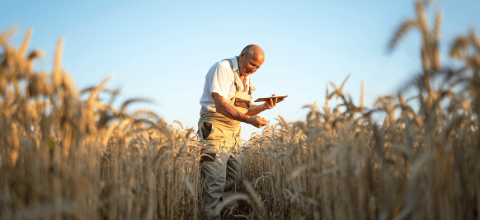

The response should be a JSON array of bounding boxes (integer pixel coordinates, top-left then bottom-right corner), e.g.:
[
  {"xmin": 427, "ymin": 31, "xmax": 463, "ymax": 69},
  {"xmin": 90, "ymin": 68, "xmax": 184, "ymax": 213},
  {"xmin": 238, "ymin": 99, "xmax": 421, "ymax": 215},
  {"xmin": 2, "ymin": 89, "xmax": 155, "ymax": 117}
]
[{"xmin": 198, "ymin": 44, "xmax": 284, "ymax": 218}]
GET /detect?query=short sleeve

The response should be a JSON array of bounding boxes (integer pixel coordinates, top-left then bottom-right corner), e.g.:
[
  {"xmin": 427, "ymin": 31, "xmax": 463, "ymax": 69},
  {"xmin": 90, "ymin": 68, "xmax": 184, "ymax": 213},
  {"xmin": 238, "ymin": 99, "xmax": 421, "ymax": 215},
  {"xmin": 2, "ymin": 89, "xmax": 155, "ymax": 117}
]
[{"xmin": 208, "ymin": 63, "xmax": 233, "ymax": 99}]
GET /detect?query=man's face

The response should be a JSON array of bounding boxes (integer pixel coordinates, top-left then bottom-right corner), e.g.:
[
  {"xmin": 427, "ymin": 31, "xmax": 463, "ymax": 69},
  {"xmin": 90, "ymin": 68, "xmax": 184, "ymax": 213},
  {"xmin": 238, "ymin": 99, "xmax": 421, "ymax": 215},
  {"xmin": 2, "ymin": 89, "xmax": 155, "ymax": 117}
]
[{"xmin": 238, "ymin": 51, "xmax": 265, "ymax": 77}]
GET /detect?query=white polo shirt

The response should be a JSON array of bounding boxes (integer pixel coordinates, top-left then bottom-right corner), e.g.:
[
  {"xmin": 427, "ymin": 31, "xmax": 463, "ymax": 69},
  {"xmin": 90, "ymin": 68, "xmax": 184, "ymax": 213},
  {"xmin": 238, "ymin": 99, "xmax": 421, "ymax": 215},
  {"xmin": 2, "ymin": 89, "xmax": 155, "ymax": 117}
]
[{"xmin": 199, "ymin": 57, "xmax": 252, "ymax": 113}]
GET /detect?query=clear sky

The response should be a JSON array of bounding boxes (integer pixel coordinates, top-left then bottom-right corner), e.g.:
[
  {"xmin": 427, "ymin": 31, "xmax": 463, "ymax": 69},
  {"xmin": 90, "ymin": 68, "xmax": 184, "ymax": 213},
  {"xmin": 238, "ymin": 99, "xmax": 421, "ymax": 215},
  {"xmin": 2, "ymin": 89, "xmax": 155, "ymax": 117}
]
[{"xmin": 1, "ymin": 0, "xmax": 479, "ymax": 140}]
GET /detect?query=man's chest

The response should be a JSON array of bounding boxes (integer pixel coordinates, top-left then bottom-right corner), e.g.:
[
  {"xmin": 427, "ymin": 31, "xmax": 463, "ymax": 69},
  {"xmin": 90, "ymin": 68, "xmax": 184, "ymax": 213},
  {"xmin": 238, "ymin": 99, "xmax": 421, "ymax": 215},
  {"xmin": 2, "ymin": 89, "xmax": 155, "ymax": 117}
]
[{"xmin": 238, "ymin": 76, "xmax": 249, "ymax": 93}]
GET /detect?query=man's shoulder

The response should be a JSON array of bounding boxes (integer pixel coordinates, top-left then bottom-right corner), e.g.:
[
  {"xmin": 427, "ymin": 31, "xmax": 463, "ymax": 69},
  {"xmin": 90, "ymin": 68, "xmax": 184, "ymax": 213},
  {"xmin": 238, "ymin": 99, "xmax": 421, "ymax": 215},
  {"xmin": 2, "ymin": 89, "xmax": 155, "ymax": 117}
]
[
  {"xmin": 208, "ymin": 59, "xmax": 233, "ymax": 75},
  {"xmin": 216, "ymin": 59, "xmax": 233, "ymax": 71}
]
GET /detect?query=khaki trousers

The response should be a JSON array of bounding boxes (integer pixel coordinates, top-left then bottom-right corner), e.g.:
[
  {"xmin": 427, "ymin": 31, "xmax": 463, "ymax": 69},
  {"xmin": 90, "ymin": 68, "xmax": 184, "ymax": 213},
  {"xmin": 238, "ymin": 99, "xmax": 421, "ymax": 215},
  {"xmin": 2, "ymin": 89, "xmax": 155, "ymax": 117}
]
[{"xmin": 198, "ymin": 118, "xmax": 244, "ymax": 218}]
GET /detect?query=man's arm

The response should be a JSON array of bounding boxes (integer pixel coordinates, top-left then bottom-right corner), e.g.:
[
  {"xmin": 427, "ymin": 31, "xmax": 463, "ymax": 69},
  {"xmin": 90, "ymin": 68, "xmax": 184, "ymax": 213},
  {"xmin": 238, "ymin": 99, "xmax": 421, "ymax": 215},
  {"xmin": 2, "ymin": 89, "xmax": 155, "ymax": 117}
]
[
  {"xmin": 246, "ymin": 94, "xmax": 285, "ymax": 116},
  {"xmin": 245, "ymin": 104, "xmax": 267, "ymax": 116},
  {"xmin": 212, "ymin": 92, "xmax": 269, "ymax": 128}
]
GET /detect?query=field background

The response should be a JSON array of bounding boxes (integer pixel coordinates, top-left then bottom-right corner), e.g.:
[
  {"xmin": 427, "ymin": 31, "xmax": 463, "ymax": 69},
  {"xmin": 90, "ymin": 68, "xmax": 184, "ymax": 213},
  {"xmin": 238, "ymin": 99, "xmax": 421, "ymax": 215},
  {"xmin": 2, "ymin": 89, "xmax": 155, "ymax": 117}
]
[{"xmin": 1, "ymin": 0, "xmax": 480, "ymax": 219}]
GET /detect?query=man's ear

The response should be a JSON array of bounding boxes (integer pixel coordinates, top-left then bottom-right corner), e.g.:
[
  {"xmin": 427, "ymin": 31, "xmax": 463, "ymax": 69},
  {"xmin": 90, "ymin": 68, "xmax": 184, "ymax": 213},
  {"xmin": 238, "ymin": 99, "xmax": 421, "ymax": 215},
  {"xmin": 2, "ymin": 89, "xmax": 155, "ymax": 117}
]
[{"xmin": 239, "ymin": 52, "xmax": 246, "ymax": 59}]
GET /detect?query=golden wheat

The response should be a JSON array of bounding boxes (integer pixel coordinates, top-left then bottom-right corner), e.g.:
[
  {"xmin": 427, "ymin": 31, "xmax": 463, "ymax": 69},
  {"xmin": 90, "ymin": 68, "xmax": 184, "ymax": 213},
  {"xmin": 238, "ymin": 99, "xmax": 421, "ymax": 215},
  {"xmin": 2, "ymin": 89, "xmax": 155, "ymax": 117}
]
[{"xmin": 1, "ymin": 1, "xmax": 479, "ymax": 219}]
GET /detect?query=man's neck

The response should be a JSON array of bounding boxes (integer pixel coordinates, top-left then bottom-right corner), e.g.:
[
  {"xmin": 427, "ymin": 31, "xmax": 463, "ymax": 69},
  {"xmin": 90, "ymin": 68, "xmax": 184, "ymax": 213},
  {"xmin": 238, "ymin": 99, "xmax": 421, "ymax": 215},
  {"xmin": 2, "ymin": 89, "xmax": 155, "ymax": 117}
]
[{"xmin": 236, "ymin": 56, "xmax": 244, "ymax": 78}]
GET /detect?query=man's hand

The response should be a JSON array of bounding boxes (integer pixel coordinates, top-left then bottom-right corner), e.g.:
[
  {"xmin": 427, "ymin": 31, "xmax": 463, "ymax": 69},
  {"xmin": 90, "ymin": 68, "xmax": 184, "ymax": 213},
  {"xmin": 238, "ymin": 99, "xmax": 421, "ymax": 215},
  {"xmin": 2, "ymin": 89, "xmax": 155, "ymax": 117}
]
[
  {"xmin": 213, "ymin": 92, "xmax": 269, "ymax": 128},
  {"xmin": 263, "ymin": 94, "xmax": 285, "ymax": 110},
  {"xmin": 247, "ymin": 116, "xmax": 270, "ymax": 128}
]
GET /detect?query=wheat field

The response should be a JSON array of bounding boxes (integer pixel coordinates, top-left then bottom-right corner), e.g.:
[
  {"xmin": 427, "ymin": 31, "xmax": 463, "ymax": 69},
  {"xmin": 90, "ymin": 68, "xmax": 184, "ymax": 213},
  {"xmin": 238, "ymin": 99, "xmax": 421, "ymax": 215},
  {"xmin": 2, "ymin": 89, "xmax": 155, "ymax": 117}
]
[{"xmin": 1, "ymin": 1, "xmax": 480, "ymax": 220}]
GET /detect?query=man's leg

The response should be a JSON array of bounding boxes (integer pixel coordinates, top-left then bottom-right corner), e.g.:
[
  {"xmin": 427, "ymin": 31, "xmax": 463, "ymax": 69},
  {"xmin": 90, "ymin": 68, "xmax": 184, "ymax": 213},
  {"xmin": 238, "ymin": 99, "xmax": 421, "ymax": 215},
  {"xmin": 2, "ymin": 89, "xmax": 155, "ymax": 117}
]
[
  {"xmin": 222, "ymin": 152, "xmax": 243, "ymax": 204},
  {"xmin": 223, "ymin": 127, "xmax": 244, "ymax": 202},
  {"xmin": 201, "ymin": 149, "xmax": 230, "ymax": 218}
]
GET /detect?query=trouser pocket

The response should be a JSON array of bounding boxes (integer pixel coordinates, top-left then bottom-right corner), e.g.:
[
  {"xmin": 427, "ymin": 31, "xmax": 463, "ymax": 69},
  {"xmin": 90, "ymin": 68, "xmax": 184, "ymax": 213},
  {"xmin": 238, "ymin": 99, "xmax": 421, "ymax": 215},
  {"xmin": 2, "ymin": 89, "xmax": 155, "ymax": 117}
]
[
  {"xmin": 202, "ymin": 122, "xmax": 223, "ymax": 140},
  {"xmin": 201, "ymin": 122, "xmax": 212, "ymax": 139}
]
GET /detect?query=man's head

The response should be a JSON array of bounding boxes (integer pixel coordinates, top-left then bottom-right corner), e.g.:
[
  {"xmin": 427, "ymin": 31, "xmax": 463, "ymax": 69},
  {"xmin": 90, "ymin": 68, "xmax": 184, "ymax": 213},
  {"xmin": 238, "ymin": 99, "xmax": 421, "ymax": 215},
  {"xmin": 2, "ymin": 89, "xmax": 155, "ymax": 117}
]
[{"xmin": 237, "ymin": 44, "xmax": 265, "ymax": 77}]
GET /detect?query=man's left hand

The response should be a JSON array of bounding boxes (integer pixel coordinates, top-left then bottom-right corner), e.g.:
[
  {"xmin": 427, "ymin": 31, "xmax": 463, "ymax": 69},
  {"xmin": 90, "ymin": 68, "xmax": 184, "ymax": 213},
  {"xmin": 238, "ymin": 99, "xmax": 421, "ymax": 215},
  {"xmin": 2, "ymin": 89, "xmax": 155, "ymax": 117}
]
[{"xmin": 263, "ymin": 94, "xmax": 285, "ymax": 110}]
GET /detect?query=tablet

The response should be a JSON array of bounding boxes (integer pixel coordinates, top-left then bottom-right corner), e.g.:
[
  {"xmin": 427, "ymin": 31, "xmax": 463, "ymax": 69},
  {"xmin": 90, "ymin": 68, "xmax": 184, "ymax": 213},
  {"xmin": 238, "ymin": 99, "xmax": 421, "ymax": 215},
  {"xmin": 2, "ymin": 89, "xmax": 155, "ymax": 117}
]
[{"xmin": 254, "ymin": 95, "xmax": 288, "ymax": 102}]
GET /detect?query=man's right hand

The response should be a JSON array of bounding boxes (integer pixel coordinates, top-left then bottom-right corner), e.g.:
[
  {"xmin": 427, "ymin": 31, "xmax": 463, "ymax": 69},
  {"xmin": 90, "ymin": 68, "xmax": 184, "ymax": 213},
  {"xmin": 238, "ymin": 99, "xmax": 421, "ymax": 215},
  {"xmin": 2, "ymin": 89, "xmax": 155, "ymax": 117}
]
[
  {"xmin": 247, "ymin": 116, "xmax": 270, "ymax": 128},
  {"xmin": 212, "ymin": 92, "xmax": 270, "ymax": 128}
]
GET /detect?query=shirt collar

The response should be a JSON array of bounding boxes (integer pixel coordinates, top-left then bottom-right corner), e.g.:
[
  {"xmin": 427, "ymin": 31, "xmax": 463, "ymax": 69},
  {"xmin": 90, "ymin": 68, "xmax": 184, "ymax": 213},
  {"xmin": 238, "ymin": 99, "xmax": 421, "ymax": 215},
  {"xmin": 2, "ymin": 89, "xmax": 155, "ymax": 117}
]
[{"xmin": 231, "ymin": 56, "xmax": 239, "ymax": 72}]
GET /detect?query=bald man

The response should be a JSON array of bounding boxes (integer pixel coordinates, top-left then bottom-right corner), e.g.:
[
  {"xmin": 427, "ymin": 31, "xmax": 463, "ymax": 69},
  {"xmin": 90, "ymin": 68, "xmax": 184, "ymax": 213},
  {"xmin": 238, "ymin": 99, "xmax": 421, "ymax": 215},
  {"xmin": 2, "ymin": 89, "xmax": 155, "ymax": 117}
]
[{"xmin": 198, "ymin": 45, "xmax": 284, "ymax": 218}]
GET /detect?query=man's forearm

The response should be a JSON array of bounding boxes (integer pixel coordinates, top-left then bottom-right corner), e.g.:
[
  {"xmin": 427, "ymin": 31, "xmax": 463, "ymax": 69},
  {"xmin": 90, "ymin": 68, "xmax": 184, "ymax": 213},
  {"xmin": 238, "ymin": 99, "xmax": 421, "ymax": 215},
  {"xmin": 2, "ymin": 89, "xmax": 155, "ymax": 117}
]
[
  {"xmin": 212, "ymin": 93, "xmax": 269, "ymax": 128},
  {"xmin": 215, "ymin": 100, "xmax": 251, "ymax": 123},
  {"xmin": 246, "ymin": 104, "xmax": 267, "ymax": 116}
]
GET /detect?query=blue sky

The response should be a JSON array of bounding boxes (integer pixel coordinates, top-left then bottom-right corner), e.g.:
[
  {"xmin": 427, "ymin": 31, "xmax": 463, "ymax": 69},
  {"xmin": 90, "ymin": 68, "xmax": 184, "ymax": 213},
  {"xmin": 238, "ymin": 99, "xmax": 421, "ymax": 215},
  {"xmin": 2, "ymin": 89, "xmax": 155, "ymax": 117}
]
[{"xmin": 1, "ymin": 0, "xmax": 480, "ymax": 140}]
